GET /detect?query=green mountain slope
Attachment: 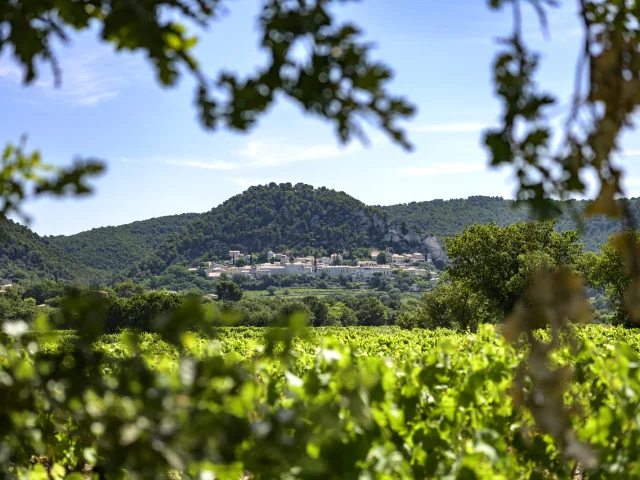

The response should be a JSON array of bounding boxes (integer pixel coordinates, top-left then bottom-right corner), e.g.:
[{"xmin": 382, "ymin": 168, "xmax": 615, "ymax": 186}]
[
  {"xmin": 378, "ymin": 196, "xmax": 640, "ymax": 251},
  {"xmin": 133, "ymin": 183, "xmax": 447, "ymax": 277},
  {"xmin": 5, "ymin": 189, "xmax": 639, "ymax": 284},
  {"xmin": 0, "ymin": 217, "xmax": 97, "ymax": 283},
  {"xmin": 47, "ymin": 213, "xmax": 200, "ymax": 274}
]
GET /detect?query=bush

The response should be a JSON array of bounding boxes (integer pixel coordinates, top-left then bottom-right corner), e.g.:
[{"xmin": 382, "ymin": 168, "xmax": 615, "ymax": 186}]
[
  {"xmin": 419, "ymin": 284, "xmax": 491, "ymax": 331},
  {"xmin": 0, "ymin": 289, "xmax": 38, "ymax": 323},
  {"xmin": 327, "ymin": 302, "xmax": 358, "ymax": 326},
  {"xmin": 105, "ymin": 292, "xmax": 183, "ymax": 332},
  {"xmin": 303, "ymin": 296, "xmax": 329, "ymax": 326},
  {"xmin": 216, "ymin": 280, "xmax": 243, "ymax": 302}
]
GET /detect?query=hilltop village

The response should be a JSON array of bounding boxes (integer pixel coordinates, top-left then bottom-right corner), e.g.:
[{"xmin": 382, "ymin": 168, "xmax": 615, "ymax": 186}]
[{"xmin": 196, "ymin": 249, "xmax": 440, "ymax": 284}]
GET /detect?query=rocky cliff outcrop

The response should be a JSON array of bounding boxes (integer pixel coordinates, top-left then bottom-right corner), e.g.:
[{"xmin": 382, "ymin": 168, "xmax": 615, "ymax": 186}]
[{"xmin": 382, "ymin": 227, "xmax": 448, "ymax": 269}]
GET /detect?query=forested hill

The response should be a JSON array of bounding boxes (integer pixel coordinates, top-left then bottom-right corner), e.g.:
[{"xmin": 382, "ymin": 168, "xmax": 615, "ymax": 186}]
[
  {"xmin": 0, "ymin": 213, "xmax": 200, "ymax": 284},
  {"xmin": 379, "ymin": 196, "xmax": 640, "ymax": 251},
  {"xmin": 132, "ymin": 183, "xmax": 446, "ymax": 277},
  {"xmin": 47, "ymin": 213, "xmax": 201, "ymax": 274},
  {"xmin": 5, "ymin": 190, "xmax": 640, "ymax": 284},
  {"xmin": 0, "ymin": 217, "xmax": 99, "ymax": 283}
]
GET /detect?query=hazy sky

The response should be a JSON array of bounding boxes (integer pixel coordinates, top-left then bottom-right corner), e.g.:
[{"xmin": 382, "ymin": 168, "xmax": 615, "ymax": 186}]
[{"xmin": 3, "ymin": 0, "xmax": 640, "ymax": 235}]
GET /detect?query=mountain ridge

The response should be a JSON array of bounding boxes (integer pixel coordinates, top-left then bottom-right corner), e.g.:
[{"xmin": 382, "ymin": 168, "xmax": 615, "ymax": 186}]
[
  {"xmin": 130, "ymin": 183, "xmax": 449, "ymax": 281},
  {"xmin": 3, "ymin": 185, "xmax": 639, "ymax": 284}
]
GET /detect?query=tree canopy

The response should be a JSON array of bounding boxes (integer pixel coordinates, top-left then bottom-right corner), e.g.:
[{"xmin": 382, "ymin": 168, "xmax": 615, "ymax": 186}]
[{"xmin": 446, "ymin": 221, "xmax": 584, "ymax": 316}]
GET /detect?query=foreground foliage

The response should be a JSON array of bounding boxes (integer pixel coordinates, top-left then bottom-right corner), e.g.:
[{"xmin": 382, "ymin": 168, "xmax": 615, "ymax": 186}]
[{"xmin": 3, "ymin": 313, "xmax": 640, "ymax": 478}]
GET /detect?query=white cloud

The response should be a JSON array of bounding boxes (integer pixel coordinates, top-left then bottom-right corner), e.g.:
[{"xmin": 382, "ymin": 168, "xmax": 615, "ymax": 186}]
[
  {"xmin": 624, "ymin": 177, "xmax": 640, "ymax": 186},
  {"xmin": 0, "ymin": 49, "xmax": 143, "ymax": 106},
  {"xmin": 0, "ymin": 64, "xmax": 22, "ymax": 83},
  {"xmin": 120, "ymin": 156, "xmax": 240, "ymax": 170},
  {"xmin": 395, "ymin": 162, "xmax": 485, "ymax": 177},
  {"xmin": 126, "ymin": 133, "xmax": 382, "ymax": 173},
  {"xmin": 621, "ymin": 150, "xmax": 640, "ymax": 157},
  {"xmin": 165, "ymin": 159, "xmax": 239, "ymax": 170},
  {"xmin": 410, "ymin": 122, "xmax": 490, "ymax": 133},
  {"xmin": 237, "ymin": 139, "xmax": 364, "ymax": 167}
]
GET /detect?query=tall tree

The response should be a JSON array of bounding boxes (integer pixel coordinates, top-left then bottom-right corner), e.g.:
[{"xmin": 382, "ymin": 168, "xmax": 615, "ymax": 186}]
[
  {"xmin": 585, "ymin": 232, "xmax": 640, "ymax": 327},
  {"xmin": 446, "ymin": 221, "xmax": 584, "ymax": 316},
  {"xmin": 215, "ymin": 280, "xmax": 243, "ymax": 302}
]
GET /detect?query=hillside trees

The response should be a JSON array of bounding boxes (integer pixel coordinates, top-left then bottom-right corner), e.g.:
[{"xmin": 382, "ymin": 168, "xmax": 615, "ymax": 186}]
[
  {"xmin": 47, "ymin": 213, "xmax": 200, "ymax": 276},
  {"xmin": 445, "ymin": 221, "xmax": 584, "ymax": 318},
  {"xmin": 0, "ymin": 288, "xmax": 38, "ymax": 323},
  {"xmin": 584, "ymin": 233, "xmax": 640, "ymax": 327},
  {"xmin": 20, "ymin": 280, "xmax": 68, "ymax": 305},
  {"xmin": 135, "ymin": 184, "xmax": 418, "ymax": 277}
]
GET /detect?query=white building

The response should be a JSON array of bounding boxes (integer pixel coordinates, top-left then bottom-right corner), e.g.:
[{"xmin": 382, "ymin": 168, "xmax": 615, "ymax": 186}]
[
  {"xmin": 238, "ymin": 267, "xmax": 254, "ymax": 276},
  {"xmin": 274, "ymin": 253, "xmax": 289, "ymax": 263},
  {"xmin": 294, "ymin": 256, "xmax": 314, "ymax": 264},
  {"xmin": 358, "ymin": 265, "xmax": 392, "ymax": 279},
  {"xmin": 317, "ymin": 266, "xmax": 357, "ymax": 278},
  {"xmin": 411, "ymin": 252, "xmax": 425, "ymax": 263},
  {"xmin": 284, "ymin": 263, "xmax": 308, "ymax": 275},
  {"xmin": 256, "ymin": 265, "xmax": 283, "ymax": 277},
  {"xmin": 318, "ymin": 264, "xmax": 391, "ymax": 280},
  {"xmin": 403, "ymin": 267, "xmax": 428, "ymax": 276},
  {"xmin": 255, "ymin": 262, "xmax": 312, "ymax": 276},
  {"xmin": 390, "ymin": 253, "xmax": 408, "ymax": 264},
  {"xmin": 228, "ymin": 250, "xmax": 244, "ymax": 264}
]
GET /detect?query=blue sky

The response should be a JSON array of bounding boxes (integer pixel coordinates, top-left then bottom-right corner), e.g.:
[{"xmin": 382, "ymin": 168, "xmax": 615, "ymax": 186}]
[{"xmin": 2, "ymin": 0, "xmax": 640, "ymax": 236}]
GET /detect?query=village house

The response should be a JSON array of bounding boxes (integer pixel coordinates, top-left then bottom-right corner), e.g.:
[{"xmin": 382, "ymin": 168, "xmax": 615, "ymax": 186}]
[
  {"xmin": 358, "ymin": 260, "xmax": 377, "ymax": 267},
  {"xmin": 317, "ymin": 264, "xmax": 392, "ymax": 280},
  {"xmin": 274, "ymin": 253, "xmax": 289, "ymax": 263},
  {"xmin": 317, "ymin": 265, "xmax": 355, "ymax": 278},
  {"xmin": 402, "ymin": 267, "xmax": 428, "ymax": 276},
  {"xmin": 390, "ymin": 253, "xmax": 409, "ymax": 265},
  {"xmin": 358, "ymin": 265, "xmax": 392, "ymax": 279},
  {"xmin": 238, "ymin": 266, "xmax": 253, "ymax": 276},
  {"xmin": 411, "ymin": 252, "xmax": 425, "ymax": 263},
  {"xmin": 294, "ymin": 256, "xmax": 314, "ymax": 264},
  {"xmin": 330, "ymin": 253, "xmax": 343, "ymax": 263}
]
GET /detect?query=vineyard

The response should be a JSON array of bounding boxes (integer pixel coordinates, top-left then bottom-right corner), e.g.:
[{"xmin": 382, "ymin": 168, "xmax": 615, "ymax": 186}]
[{"xmin": 3, "ymin": 316, "xmax": 640, "ymax": 479}]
